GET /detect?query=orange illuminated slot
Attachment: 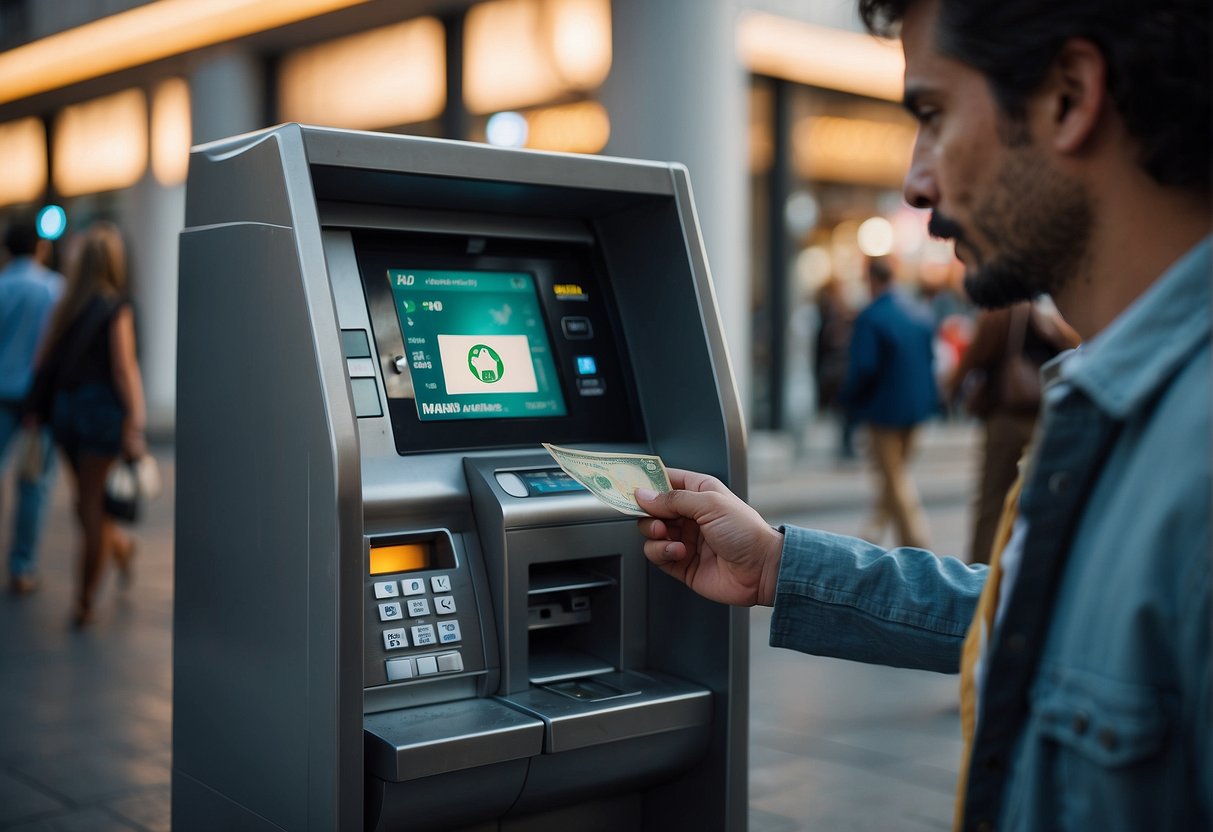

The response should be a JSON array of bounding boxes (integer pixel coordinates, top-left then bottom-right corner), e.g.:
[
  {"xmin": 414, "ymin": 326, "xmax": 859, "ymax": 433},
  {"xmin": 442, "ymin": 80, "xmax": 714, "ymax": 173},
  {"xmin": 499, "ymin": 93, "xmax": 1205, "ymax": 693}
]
[{"xmin": 369, "ymin": 543, "xmax": 431, "ymax": 575}]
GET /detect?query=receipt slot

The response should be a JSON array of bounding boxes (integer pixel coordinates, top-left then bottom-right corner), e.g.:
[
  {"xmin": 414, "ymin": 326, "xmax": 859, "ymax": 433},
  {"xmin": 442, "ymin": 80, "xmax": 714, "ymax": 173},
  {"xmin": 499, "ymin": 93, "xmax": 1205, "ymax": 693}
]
[{"xmin": 174, "ymin": 124, "xmax": 748, "ymax": 832}]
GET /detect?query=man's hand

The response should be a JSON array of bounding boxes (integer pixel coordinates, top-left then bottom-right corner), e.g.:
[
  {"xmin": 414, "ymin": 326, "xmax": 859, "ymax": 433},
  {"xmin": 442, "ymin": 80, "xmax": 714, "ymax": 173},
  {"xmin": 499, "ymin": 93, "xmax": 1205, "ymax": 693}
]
[{"xmin": 635, "ymin": 469, "xmax": 783, "ymax": 607}]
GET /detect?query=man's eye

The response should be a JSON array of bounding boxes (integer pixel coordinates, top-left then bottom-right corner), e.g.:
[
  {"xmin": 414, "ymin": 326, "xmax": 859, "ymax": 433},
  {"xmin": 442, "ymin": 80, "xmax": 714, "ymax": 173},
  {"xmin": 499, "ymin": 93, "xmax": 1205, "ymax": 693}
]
[{"xmin": 914, "ymin": 107, "xmax": 940, "ymax": 126}]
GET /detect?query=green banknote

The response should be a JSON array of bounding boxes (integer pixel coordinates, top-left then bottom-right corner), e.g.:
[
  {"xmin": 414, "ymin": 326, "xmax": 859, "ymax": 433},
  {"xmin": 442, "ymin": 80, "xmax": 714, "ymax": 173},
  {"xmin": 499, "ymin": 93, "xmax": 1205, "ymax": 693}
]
[{"xmin": 542, "ymin": 443, "xmax": 671, "ymax": 516}]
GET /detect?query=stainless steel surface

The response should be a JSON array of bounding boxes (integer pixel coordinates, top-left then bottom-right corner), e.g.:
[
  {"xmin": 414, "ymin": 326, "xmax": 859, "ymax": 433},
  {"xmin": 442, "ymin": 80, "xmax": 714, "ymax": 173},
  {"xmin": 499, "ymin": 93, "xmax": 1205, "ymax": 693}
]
[
  {"xmin": 364, "ymin": 698, "xmax": 545, "ymax": 782},
  {"xmin": 500, "ymin": 670, "xmax": 713, "ymax": 753}
]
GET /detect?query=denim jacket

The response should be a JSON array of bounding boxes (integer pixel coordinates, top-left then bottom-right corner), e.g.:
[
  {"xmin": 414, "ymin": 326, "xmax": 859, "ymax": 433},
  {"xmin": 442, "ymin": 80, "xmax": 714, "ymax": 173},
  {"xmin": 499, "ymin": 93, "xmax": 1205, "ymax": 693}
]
[{"xmin": 770, "ymin": 238, "xmax": 1211, "ymax": 831}]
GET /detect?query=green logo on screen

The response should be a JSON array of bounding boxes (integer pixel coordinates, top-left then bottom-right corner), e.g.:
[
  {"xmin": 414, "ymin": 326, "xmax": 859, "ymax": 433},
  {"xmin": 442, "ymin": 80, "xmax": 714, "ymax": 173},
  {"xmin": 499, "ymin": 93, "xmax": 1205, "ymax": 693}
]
[{"xmin": 468, "ymin": 345, "xmax": 504, "ymax": 383}]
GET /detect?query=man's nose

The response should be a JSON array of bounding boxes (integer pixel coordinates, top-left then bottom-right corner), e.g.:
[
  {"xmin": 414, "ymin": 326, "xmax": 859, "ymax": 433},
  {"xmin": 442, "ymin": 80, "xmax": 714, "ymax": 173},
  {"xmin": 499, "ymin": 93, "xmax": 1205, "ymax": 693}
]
[{"xmin": 902, "ymin": 145, "xmax": 938, "ymax": 210}]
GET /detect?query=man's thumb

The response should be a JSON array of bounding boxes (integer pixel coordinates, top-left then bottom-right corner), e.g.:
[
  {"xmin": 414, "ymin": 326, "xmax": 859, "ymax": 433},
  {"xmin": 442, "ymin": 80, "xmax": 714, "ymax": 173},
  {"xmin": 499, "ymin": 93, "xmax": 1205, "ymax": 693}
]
[{"xmin": 635, "ymin": 487, "xmax": 689, "ymax": 519}]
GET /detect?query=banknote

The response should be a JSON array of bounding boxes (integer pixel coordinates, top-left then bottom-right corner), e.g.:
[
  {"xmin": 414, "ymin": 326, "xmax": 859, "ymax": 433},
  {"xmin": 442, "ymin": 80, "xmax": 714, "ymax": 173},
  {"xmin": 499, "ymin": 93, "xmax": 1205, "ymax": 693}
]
[{"xmin": 542, "ymin": 443, "xmax": 671, "ymax": 516}]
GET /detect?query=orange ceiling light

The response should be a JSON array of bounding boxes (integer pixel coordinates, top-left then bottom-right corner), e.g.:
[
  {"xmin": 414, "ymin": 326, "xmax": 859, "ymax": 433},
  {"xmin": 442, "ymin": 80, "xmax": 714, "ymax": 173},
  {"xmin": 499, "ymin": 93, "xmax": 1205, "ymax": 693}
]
[
  {"xmin": 53, "ymin": 88, "xmax": 149, "ymax": 196},
  {"xmin": 737, "ymin": 12, "xmax": 904, "ymax": 102},
  {"xmin": 0, "ymin": 0, "xmax": 373, "ymax": 107},
  {"xmin": 464, "ymin": 0, "xmax": 611, "ymax": 115},
  {"xmin": 278, "ymin": 18, "xmax": 445, "ymax": 130},
  {"xmin": 0, "ymin": 117, "xmax": 47, "ymax": 206}
]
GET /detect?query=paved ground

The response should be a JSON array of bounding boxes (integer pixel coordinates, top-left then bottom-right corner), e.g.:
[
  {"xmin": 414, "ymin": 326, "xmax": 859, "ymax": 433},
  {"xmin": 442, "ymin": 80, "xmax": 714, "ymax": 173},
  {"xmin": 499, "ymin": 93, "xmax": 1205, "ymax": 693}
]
[{"xmin": 0, "ymin": 418, "xmax": 979, "ymax": 831}]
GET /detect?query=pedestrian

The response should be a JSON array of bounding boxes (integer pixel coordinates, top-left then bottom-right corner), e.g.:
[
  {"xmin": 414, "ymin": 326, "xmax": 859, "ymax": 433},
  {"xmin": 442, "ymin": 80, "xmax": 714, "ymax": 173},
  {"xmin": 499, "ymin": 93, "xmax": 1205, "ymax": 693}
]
[
  {"xmin": 813, "ymin": 276, "xmax": 858, "ymax": 462},
  {"xmin": 28, "ymin": 222, "xmax": 146, "ymax": 628},
  {"xmin": 0, "ymin": 215, "xmax": 65, "ymax": 595},
  {"xmin": 947, "ymin": 299, "xmax": 1079, "ymax": 563},
  {"xmin": 634, "ymin": 0, "xmax": 1210, "ymax": 829},
  {"xmin": 838, "ymin": 257, "xmax": 938, "ymax": 548}
]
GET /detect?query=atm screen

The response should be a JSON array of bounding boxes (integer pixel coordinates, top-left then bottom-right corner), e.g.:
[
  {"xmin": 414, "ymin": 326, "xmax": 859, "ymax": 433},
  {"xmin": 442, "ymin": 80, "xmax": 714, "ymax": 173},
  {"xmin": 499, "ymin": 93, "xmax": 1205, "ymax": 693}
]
[
  {"xmin": 354, "ymin": 230, "xmax": 644, "ymax": 454},
  {"xmin": 386, "ymin": 269, "xmax": 568, "ymax": 421}
]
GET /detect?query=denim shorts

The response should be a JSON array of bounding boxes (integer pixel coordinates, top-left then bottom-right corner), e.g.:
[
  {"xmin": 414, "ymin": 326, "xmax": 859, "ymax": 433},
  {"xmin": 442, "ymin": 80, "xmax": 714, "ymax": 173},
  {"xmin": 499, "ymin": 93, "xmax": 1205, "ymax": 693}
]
[{"xmin": 52, "ymin": 383, "xmax": 124, "ymax": 467}]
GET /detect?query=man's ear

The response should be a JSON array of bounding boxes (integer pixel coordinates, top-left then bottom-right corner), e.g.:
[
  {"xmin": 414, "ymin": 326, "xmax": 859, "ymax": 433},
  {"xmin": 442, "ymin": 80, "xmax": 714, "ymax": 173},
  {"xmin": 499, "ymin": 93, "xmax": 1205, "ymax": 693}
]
[{"xmin": 1047, "ymin": 38, "xmax": 1107, "ymax": 153}]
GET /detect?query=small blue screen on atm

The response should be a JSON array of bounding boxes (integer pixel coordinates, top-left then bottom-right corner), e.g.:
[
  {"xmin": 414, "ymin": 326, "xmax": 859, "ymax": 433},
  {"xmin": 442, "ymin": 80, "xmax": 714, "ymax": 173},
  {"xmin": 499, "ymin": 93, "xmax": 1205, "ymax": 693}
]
[
  {"xmin": 387, "ymin": 269, "xmax": 567, "ymax": 421},
  {"xmin": 519, "ymin": 469, "xmax": 585, "ymax": 495}
]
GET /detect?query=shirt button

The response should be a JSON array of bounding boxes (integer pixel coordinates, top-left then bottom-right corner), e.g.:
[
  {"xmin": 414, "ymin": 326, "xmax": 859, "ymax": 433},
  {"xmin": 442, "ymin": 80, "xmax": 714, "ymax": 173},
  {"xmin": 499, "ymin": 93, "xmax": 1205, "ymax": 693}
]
[
  {"xmin": 1071, "ymin": 712, "xmax": 1090, "ymax": 735},
  {"xmin": 1098, "ymin": 728, "xmax": 1118, "ymax": 750},
  {"xmin": 1048, "ymin": 471, "xmax": 1071, "ymax": 495},
  {"xmin": 1004, "ymin": 632, "xmax": 1027, "ymax": 653},
  {"xmin": 975, "ymin": 820, "xmax": 996, "ymax": 832},
  {"xmin": 982, "ymin": 754, "xmax": 1002, "ymax": 773}
]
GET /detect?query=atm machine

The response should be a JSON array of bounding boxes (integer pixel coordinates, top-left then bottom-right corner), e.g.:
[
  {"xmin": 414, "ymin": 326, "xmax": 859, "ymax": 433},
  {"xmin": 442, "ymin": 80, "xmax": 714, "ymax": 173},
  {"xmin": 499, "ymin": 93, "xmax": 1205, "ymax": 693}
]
[{"xmin": 174, "ymin": 124, "xmax": 748, "ymax": 832}]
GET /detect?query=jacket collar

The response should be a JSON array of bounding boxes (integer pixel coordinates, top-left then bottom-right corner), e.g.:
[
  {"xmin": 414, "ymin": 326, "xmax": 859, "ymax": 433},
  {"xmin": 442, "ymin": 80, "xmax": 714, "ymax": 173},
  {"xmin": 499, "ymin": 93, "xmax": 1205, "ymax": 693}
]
[{"xmin": 1051, "ymin": 236, "xmax": 1211, "ymax": 420}]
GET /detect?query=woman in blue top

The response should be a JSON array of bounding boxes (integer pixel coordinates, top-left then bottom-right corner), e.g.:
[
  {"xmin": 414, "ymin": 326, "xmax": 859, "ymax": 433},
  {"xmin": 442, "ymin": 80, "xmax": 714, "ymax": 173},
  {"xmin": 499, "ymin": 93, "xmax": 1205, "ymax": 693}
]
[{"xmin": 38, "ymin": 222, "xmax": 146, "ymax": 628}]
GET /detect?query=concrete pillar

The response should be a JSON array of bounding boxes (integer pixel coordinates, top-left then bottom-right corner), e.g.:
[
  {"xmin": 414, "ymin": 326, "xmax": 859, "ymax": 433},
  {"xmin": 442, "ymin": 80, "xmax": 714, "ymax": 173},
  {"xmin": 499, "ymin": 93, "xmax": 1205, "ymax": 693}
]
[
  {"xmin": 118, "ymin": 177, "xmax": 185, "ymax": 434},
  {"xmin": 189, "ymin": 50, "xmax": 267, "ymax": 145},
  {"xmin": 601, "ymin": 0, "xmax": 751, "ymax": 419}
]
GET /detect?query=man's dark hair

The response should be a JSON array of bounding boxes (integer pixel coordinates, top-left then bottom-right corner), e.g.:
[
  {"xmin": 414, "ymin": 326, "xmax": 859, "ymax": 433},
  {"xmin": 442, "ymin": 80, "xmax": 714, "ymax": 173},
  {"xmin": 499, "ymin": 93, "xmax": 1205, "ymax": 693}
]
[
  {"xmin": 3, "ymin": 216, "xmax": 39, "ymax": 257},
  {"xmin": 859, "ymin": 0, "xmax": 1211, "ymax": 193}
]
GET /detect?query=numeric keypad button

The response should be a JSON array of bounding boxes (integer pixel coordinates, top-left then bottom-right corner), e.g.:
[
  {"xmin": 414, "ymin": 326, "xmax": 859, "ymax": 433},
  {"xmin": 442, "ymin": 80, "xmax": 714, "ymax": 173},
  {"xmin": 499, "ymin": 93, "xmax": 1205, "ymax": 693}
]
[
  {"xmin": 401, "ymin": 578, "xmax": 426, "ymax": 596},
  {"xmin": 411, "ymin": 624, "xmax": 436, "ymax": 647},
  {"xmin": 378, "ymin": 602, "xmax": 403, "ymax": 621},
  {"xmin": 382, "ymin": 629, "xmax": 407, "ymax": 650},
  {"xmin": 437, "ymin": 621, "xmax": 462, "ymax": 644}
]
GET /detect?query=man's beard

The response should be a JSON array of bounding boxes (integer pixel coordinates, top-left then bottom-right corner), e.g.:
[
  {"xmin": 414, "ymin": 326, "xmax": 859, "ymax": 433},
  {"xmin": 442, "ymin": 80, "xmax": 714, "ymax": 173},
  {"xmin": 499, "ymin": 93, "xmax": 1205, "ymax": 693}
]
[{"xmin": 929, "ymin": 149, "xmax": 1093, "ymax": 309}]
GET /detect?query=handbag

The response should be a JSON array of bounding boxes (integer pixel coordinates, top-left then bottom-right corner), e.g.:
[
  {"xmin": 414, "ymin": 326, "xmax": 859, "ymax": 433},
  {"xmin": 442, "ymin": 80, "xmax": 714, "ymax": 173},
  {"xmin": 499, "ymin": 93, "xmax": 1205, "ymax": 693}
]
[
  {"xmin": 998, "ymin": 304, "xmax": 1042, "ymax": 413},
  {"xmin": 104, "ymin": 454, "xmax": 162, "ymax": 523}
]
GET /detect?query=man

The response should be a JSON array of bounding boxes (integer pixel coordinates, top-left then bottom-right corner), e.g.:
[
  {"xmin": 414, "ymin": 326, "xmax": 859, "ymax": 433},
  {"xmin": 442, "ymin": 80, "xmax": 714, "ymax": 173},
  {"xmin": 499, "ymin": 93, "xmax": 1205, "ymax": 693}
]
[
  {"xmin": 0, "ymin": 217, "xmax": 65, "ymax": 594},
  {"xmin": 839, "ymin": 257, "xmax": 938, "ymax": 548},
  {"xmin": 635, "ymin": 0, "xmax": 1210, "ymax": 830}
]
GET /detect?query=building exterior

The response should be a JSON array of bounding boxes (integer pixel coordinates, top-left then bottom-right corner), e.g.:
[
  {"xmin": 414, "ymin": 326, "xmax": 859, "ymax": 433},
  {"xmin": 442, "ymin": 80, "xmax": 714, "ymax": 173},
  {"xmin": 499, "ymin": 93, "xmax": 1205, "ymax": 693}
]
[{"xmin": 0, "ymin": 0, "xmax": 950, "ymax": 435}]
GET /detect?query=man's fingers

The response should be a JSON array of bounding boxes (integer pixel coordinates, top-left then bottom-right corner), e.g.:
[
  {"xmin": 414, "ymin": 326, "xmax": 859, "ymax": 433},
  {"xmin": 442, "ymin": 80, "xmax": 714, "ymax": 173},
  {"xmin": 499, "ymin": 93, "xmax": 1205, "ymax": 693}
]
[
  {"xmin": 637, "ymin": 517, "xmax": 682, "ymax": 542},
  {"xmin": 643, "ymin": 538, "xmax": 687, "ymax": 563}
]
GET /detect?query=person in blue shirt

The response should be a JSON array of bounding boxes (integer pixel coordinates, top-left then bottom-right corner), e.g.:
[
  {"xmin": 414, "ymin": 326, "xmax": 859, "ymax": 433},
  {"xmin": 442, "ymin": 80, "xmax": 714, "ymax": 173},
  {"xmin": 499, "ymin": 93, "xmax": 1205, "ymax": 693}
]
[
  {"xmin": 839, "ymin": 257, "xmax": 938, "ymax": 548},
  {"xmin": 634, "ymin": 0, "xmax": 1210, "ymax": 829},
  {"xmin": 0, "ymin": 217, "xmax": 65, "ymax": 595}
]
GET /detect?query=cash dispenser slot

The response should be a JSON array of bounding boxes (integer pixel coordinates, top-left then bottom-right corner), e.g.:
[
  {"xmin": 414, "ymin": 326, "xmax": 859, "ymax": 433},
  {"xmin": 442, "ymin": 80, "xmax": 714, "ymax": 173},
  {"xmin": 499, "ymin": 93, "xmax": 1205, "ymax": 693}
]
[{"xmin": 527, "ymin": 560, "xmax": 618, "ymax": 684}]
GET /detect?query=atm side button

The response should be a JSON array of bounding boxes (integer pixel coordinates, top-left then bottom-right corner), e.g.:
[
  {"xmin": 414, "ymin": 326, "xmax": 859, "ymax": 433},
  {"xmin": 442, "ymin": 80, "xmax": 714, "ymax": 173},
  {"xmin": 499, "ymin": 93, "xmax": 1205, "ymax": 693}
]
[
  {"xmin": 561, "ymin": 316, "xmax": 593, "ymax": 339},
  {"xmin": 385, "ymin": 657, "xmax": 415, "ymax": 681},
  {"xmin": 437, "ymin": 652, "xmax": 464, "ymax": 673},
  {"xmin": 416, "ymin": 656, "xmax": 439, "ymax": 676},
  {"xmin": 576, "ymin": 378, "xmax": 605, "ymax": 396}
]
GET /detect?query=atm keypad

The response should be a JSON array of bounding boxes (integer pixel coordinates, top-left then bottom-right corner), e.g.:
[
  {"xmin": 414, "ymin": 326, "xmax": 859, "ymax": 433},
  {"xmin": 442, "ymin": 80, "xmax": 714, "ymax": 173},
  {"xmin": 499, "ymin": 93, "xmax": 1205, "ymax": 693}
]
[{"xmin": 370, "ymin": 571, "xmax": 467, "ymax": 684}]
